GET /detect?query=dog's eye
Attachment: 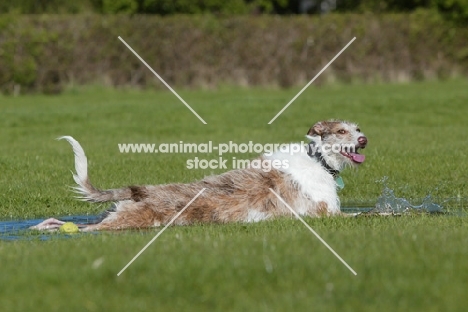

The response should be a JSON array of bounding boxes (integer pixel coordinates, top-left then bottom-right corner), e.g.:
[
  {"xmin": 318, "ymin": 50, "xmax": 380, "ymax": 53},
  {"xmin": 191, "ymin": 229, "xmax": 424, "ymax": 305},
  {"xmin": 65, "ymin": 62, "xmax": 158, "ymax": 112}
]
[
  {"xmin": 338, "ymin": 129, "xmax": 347, "ymax": 134},
  {"xmin": 356, "ymin": 128, "xmax": 361, "ymax": 132}
]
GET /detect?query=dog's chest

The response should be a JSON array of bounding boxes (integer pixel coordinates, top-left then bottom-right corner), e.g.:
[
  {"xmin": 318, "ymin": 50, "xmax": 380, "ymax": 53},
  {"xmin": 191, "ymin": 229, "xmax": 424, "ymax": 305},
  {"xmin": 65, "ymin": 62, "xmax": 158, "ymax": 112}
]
[{"xmin": 265, "ymin": 148, "xmax": 339, "ymax": 212}]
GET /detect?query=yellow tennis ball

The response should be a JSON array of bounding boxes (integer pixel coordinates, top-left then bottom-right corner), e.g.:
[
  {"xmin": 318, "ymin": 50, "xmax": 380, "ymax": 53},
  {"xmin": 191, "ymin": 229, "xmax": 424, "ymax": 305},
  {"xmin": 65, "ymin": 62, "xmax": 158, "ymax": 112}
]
[{"xmin": 59, "ymin": 222, "xmax": 79, "ymax": 234}]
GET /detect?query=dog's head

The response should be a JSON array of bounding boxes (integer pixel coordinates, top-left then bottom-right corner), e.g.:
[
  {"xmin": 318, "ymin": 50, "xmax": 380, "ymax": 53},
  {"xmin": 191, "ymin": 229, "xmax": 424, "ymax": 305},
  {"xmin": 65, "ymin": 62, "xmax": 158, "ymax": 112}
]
[{"xmin": 306, "ymin": 120, "xmax": 367, "ymax": 171}]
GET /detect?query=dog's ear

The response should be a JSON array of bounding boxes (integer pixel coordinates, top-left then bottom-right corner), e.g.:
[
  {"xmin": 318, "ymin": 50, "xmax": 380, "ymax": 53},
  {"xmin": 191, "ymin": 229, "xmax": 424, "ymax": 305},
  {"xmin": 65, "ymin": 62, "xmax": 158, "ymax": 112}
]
[{"xmin": 307, "ymin": 121, "xmax": 327, "ymax": 137}]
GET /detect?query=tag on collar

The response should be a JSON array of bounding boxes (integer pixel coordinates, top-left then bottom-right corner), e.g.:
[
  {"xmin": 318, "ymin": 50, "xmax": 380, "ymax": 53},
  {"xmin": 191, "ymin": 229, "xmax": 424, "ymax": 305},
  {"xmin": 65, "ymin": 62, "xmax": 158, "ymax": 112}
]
[{"xmin": 335, "ymin": 176, "xmax": 345, "ymax": 190}]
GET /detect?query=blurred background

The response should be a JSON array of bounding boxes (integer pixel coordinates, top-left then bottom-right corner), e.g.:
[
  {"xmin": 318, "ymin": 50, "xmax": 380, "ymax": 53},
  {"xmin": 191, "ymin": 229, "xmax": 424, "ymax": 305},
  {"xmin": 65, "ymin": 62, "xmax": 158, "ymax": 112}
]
[{"xmin": 0, "ymin": 0, "xmax": 467, "ymax": 94}]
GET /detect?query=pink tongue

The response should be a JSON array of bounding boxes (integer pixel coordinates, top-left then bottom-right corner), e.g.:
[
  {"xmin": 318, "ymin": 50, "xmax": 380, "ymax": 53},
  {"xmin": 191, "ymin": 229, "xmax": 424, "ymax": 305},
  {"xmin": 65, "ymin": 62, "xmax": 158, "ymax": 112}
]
[{"xmin": 350, "ymin": 153, "xmax": 365, "ymax": 163}]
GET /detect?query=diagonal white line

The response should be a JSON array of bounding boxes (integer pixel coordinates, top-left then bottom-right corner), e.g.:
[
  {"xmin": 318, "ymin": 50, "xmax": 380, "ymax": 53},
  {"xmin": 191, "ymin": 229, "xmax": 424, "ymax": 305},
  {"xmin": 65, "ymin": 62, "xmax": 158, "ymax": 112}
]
[
  {"xmin": 269, "ymin": 188, "xmax": 357, "ymax": 275},
  {"xmin": 118, "ymin": 36, "xmax": 207, "ymax": 124},
  {"xmin": 268, "ymin": 37, "xmax": 356, "ymax": 124},
  {"xmin": 117, "ymin": 188, "xmax": 206, "ymax": 276}
]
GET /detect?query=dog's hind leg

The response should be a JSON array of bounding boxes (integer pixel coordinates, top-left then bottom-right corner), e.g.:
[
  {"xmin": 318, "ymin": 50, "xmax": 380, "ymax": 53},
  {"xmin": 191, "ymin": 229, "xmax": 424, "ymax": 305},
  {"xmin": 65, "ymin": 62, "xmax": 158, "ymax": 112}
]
[
  {"xmin": 29, "ymin": 218, "xmax": 66, "ymax": 231},
  {"xmin": 80, "ymin": 201, "xmax": 173, "ymax": 232}
]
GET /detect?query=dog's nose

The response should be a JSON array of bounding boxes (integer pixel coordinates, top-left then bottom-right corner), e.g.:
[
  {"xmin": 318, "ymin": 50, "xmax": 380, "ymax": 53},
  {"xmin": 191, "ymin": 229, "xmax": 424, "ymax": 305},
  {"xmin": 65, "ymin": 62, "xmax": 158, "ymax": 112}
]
[{"xmin": 358, "ymin": 136, "xmax": 367, "ymax": 147}]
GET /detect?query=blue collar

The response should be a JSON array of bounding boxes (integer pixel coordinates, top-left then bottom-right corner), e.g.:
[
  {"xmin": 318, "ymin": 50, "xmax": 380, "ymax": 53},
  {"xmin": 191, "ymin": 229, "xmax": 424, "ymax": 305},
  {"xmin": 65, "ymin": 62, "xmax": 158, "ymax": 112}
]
[{"xmin": 306, "ymin": 141, "xmax": 340, "ymax": 178}]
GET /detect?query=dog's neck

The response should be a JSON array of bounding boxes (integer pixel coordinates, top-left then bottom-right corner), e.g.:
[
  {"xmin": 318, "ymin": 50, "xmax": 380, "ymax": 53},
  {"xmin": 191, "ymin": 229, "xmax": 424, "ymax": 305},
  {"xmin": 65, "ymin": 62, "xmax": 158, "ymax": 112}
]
[{"xmin": 307, "ymin": 141, "xmax": 340, "ymax": 178}]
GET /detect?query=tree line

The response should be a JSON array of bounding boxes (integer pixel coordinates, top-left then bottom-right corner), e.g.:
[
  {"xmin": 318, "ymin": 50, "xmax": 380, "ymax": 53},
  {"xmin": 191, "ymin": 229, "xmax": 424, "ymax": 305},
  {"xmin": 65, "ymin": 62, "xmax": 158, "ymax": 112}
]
[{"xmin": 1, "ymin": 0, "xmax": 467, "ymax": 21}]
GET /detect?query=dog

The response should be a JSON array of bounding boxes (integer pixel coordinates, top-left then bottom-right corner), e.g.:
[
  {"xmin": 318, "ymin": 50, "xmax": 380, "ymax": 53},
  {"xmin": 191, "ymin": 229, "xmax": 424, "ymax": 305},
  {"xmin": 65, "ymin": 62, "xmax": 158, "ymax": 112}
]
[{"xmin": 31, "ymin": 120, "xmax": 367, "ymax": 231}]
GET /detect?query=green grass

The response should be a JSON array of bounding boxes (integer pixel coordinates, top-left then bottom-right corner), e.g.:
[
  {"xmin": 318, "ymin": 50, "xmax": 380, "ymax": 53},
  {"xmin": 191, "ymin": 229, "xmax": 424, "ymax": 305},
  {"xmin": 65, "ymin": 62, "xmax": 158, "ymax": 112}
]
[
  {"xmin": 0, "ymin": 80, "xmax": 468, "ymax": 311},
  {"xmin": 1, "ymin": 217, "xmax": 468, "ymax": 311}
]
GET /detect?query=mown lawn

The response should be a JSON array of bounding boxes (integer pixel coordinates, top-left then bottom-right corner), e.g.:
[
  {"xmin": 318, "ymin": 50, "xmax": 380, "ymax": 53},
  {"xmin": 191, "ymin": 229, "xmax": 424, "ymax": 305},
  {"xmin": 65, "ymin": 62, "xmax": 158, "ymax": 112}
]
[{"xmin": 0, "ymin": 80, "xmax": 467, "ymax": 311}]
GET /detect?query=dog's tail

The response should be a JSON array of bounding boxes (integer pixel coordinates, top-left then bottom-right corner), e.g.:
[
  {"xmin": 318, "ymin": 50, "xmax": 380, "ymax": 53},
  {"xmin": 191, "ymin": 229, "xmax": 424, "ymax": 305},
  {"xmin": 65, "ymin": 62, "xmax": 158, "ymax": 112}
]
[{"xmin": 59, "ymin": 136, "xmax": 132, "ymax": 202}]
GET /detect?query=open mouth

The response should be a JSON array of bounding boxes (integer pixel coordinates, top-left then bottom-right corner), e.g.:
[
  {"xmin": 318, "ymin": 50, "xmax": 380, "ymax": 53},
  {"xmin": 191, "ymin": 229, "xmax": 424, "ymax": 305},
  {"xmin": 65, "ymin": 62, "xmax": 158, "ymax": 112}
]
[{"xmin": 340, "ymin": 148, "xmax": 365, "ymax": 164}]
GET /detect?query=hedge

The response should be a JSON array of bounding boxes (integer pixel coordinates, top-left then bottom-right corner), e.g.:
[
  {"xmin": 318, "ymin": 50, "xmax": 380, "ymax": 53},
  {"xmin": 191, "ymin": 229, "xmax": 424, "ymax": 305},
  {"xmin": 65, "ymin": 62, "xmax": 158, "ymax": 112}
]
[{"xmin": 0, "ymin": 12, "xmax": 467, "ymax": 94}]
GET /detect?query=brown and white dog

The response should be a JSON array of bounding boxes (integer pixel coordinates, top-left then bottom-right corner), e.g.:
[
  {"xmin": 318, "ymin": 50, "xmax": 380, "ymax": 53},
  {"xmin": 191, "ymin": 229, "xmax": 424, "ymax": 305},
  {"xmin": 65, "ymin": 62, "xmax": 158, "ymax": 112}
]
[{"xmin": 31, "ymin": 120, "xmax": 367, "ymax": 231}]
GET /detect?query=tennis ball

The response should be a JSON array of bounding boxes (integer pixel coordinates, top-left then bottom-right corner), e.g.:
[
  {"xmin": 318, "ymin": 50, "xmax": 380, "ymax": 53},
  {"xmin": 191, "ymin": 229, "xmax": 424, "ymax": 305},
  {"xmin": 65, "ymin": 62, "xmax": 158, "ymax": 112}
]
[{"xmin": 59, "ymin": 222, "xmax": 79, "ymax": 234}]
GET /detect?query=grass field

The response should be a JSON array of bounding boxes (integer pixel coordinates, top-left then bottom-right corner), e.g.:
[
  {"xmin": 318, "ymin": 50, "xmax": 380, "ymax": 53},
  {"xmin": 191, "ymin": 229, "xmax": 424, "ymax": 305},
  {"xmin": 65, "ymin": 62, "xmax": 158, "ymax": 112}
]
[{"xmin": 0, "ymin": 80, "xmax": 467, "ymax": 311}]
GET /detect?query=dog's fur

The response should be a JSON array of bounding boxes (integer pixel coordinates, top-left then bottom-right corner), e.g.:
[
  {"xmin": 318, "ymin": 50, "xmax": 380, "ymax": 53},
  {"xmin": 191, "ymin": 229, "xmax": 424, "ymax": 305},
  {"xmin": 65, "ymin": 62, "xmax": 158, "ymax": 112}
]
[{"xmin": 32, "ymin": 120, "xmax": 367, "ymax": 231}]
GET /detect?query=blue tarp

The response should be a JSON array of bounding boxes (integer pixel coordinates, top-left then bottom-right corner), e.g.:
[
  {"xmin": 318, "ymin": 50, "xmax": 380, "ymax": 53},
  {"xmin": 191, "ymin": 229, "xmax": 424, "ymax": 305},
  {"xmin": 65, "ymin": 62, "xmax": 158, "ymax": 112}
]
[{"xmin": 0, "ymin": 215, "xmax": 100, "ymax": 241}]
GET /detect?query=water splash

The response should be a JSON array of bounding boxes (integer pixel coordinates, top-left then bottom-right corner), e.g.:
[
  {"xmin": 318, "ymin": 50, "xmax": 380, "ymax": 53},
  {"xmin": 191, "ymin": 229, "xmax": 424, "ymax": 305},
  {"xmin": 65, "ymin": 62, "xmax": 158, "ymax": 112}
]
[{"xmin": 374, "ymin": 178, "xmax": 443, "ymax": 213}]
